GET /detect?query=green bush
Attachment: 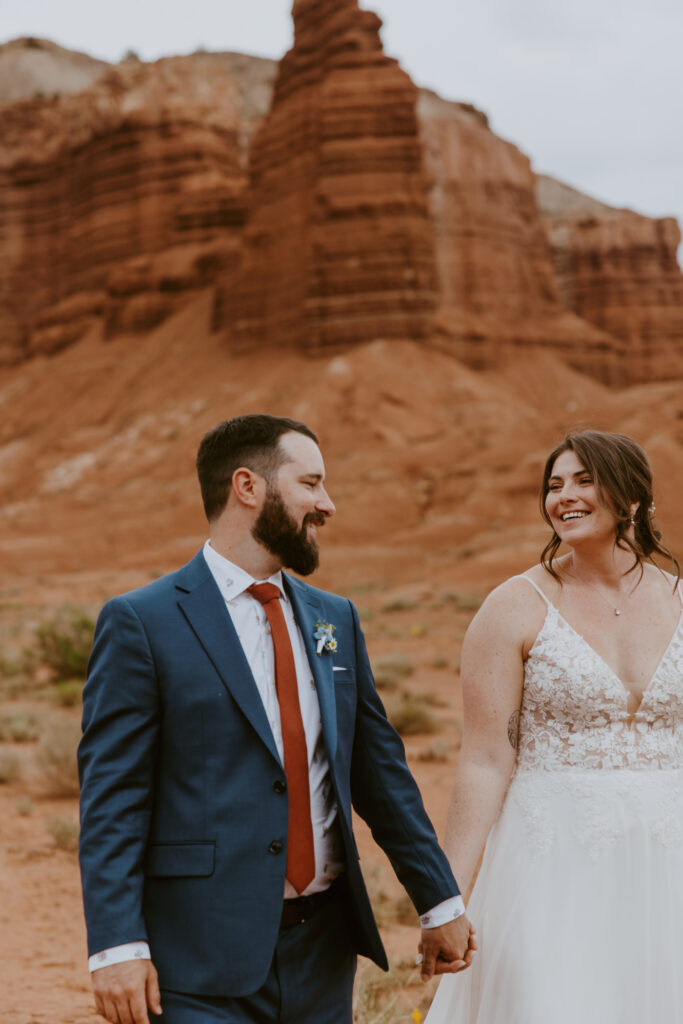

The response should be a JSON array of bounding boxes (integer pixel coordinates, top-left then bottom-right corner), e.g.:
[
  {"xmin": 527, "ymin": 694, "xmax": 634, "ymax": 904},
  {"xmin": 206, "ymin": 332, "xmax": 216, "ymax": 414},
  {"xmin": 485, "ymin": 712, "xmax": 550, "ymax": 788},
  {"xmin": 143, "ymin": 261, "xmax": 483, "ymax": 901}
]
[
  {"xmin": 54, "ymin": 680, "xmax": 84, "ymax": 708},
  {"xmin": 35, "ymin": 606, "xmax": 95, "ymax": 680}
]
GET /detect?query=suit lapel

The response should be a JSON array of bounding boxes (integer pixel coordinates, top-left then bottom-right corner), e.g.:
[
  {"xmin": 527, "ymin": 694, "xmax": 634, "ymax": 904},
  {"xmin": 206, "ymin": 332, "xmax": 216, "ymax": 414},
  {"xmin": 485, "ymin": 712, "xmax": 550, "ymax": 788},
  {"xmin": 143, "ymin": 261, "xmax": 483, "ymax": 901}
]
[
  {"xmin": 284, "ymin": 574, "xmax": 338, "ymax": 763},
  {"xmin": 175, "ymin": 554, "xmax": 281, "ymax": 767}
]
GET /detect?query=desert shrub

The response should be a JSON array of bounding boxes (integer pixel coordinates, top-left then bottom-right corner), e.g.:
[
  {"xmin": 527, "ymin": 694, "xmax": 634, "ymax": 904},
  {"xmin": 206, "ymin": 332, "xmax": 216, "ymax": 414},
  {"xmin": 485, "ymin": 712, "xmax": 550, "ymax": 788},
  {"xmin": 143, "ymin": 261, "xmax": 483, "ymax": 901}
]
[
  {"xmin": 54, "ymin": 680, "xmax": 84, "ymax": 708},
  {"xmin": 0, "ymin": 711, "xmax": 41, "ymax": 742},
  {"xmin": 0, "ymin": 751, "xmax": 21, "ymax": 784},
  {"xmin": 434, "ymin": 589, "xmax": 483, "ymax": 612},
  {"xmin": 382, "ymin": 597, "xmax": 419, "ymax": 613},
  {"xmin": 430, "ymin": 655, "xmax": 450, "ymax": 670},
  {"xmin": 35, "ymin": 606, "xmax": 95, "ymax": 680},
  {"xmin": 47, "ymin": 815, "xmax": 79, "ymax": 852},
  {"xmin": 16, "ymin": 797, "xmax": 34, "ymax": 816},
  {"xmin": 372, "ymin": 652, "xmax": 414, "ymax": 691},
  {"xmin": 416, "ymin": 741, "xmax": 453, "ymax": 763},
  {"xmin": 387, "ymin": 693, "xmax": 438, "ymax": 737},
  {"xmin": 36, "ymin": 718, "xmax": 80, "ymax": 797}
]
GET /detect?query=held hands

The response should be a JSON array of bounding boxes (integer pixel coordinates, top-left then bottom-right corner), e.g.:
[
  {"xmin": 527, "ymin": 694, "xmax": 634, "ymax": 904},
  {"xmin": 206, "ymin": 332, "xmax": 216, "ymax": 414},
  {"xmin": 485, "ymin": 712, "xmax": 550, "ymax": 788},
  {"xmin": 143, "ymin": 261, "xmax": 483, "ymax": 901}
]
[
  {"xmin": 417, "ymin": 914, "xmax": 477, "ymax": 982},
  {"xmin": 91, "ymin": 959, "xmax": 162, "ymax": 1024}
]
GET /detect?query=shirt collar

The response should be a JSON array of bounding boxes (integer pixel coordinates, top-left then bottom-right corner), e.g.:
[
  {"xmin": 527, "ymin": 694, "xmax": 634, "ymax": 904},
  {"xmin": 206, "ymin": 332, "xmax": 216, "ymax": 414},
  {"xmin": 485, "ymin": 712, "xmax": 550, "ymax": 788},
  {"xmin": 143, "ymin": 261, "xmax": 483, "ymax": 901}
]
[{"xmin": 203, "ymin": 539, "xmax": 287, "ymax": 604}]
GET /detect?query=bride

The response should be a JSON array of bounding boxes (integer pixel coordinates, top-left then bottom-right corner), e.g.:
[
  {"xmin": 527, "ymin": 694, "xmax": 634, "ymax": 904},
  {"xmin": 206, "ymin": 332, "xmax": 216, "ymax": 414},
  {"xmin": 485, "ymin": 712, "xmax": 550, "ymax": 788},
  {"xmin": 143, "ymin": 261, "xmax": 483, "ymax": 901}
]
[{"xmin": 427, "ymin": 429, "xmax": 683, "ymax": 1023}]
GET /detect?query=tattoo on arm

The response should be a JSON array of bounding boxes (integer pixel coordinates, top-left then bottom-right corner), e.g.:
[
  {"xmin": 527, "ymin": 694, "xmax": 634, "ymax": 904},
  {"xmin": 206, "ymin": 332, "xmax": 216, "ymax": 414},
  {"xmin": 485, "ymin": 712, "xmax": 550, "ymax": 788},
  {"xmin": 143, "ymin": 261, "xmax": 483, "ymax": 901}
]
[{"xmin": 507, "ymin": 710, "xmax": 520, "ymax": 750}]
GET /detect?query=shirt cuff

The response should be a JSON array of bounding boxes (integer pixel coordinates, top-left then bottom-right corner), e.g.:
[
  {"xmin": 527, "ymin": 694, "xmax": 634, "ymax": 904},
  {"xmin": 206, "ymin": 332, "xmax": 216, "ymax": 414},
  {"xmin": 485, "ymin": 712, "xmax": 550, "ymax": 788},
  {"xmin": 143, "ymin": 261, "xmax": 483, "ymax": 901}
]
[
  {"xmin": 88, "ymin": 942, "xmax": 151, "ymax": 973},
  {"xmin": 420, "ymin": 895, "xmax": 466, "ymax": 928}
]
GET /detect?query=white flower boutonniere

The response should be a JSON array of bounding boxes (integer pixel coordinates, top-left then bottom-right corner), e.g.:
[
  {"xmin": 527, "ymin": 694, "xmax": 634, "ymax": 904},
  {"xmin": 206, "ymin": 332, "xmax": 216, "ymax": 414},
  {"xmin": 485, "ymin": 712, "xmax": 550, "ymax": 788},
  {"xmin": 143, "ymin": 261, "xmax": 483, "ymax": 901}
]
[{"xmin": 314, "ymin": 619, "xmax": 338, "ymax": 656}]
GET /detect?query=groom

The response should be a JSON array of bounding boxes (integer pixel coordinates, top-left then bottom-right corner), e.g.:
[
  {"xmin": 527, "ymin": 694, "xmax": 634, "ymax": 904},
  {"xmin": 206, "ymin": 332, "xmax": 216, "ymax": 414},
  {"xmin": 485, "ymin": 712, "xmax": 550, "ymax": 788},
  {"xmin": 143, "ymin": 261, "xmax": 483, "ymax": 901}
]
[{"xmin": 78, "ymin": 414, "xmax": 473, "ymax": 1024}]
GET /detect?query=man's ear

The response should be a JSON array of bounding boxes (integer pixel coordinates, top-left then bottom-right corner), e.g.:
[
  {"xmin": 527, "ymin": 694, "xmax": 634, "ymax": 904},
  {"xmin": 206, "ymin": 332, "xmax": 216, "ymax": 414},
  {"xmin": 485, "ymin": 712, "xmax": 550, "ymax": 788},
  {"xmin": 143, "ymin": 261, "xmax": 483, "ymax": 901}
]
[{"xmin": 231, "ymin": 467, "xmax": 263, "ymax": 509}]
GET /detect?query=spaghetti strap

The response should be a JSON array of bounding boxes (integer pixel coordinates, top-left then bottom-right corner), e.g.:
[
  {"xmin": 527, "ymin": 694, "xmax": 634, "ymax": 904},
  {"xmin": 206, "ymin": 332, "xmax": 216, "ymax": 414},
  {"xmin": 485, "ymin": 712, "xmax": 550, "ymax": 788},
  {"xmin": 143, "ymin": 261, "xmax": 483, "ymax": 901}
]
[{"xmin": 514, "ymin": 573, "xmax": 551, "ymax": 607}]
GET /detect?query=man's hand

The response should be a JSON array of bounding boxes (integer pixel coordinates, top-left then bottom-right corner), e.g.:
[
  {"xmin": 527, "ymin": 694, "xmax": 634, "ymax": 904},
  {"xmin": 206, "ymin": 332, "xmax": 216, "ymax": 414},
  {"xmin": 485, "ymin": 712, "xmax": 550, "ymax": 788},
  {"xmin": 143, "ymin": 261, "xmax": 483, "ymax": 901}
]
[
  {"xmin": 91, "ymin": 959, "xmax": 162, "ymax": 1024},
  {"xmin": 418, "ymin": 914, "xmax": 477, "ymax": 982}
]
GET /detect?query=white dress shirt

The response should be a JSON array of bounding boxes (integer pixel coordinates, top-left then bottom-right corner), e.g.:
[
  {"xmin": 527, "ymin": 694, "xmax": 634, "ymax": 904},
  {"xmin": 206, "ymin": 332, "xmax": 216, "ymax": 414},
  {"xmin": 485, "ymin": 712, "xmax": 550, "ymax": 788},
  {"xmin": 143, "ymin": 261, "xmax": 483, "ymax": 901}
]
[{"xmin": 89, "ymin": 542, "xmax": 462, "ymax": 971}]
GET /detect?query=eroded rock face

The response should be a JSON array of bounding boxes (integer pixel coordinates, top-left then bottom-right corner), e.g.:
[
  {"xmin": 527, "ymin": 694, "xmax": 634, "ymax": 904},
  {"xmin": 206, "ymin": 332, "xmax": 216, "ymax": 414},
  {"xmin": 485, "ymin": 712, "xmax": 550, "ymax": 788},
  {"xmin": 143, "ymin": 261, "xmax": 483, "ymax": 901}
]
[
  {"xmin": 537, "ymin": 176, "xmax": 683, "ymax": 383},
  {"xmin": 417, "ymin": 91, "xmax": 623, "ymax": 383},
  {"xmin": 0, "ymin": 53, "xmax": 276, "ymax": 364},
  {"xmin": 1, "ymin": 11, "xmax": 681, "ymax": 386},
  {"xmin": 216, "ymin": 0, "xmax": 438, "ymax": 352}
]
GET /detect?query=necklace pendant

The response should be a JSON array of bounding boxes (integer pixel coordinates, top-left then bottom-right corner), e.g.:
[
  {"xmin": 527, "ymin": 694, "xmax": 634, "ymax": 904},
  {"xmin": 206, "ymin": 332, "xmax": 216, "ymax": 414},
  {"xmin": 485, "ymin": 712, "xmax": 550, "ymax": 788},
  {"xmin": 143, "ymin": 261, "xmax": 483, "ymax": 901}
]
[{"xmin": 614, "ymin": 609, "xmax": 621, "ymax": 616}]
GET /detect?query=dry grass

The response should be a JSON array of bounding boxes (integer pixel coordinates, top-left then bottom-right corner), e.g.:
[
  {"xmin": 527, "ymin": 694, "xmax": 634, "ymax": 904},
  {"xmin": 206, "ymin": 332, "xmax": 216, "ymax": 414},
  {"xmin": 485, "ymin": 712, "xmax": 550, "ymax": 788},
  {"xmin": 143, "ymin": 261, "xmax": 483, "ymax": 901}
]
[
  {"xmin": 47, "ymin": 815, "xmax": 80, "ymax": 852},
  {"xmin": 353, "ymin": 958, "xmax": 434, "ymax": 1024},
  {"xmin": 36, "ymin": 718, "xmax": 80, "ymax": 797},
  {"xmin": 373, "ymin": 653, "xmax": 415, "ymax": 691},
  {"xmin": 386, "ymin": 693, "xmax": 438, "ymax": 737},
  {"xmin": 0, "ymin": 711, "xmax": 42, "ymax": 743}
]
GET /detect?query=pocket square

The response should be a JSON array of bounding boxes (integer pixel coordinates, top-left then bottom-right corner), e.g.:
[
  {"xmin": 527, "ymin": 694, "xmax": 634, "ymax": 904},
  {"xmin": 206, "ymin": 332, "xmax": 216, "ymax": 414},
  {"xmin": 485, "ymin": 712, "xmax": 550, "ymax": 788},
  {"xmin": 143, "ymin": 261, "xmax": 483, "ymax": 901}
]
[{"xmin": 332, "ymin": 666, "xmax": 349, "ymax": 672}]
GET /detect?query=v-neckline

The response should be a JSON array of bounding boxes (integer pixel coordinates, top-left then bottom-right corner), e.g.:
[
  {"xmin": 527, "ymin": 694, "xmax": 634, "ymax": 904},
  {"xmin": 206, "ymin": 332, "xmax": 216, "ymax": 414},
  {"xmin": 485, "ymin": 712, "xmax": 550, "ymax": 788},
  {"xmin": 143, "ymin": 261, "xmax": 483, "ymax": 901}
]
[{"xmin": 549, "ymin": 604, "xmax": 683, "ymax": 715}]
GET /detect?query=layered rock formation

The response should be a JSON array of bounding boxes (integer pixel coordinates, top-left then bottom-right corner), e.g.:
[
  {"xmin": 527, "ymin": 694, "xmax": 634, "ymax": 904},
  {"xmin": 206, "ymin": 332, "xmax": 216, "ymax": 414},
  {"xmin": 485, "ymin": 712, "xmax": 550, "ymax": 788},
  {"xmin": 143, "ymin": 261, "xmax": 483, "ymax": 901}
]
[
  {"xmin": 417, "ymin": 91, "xmax": 622, "ymax": 381},
  {"xmin": 537, "ymin": 176, "xmax": 683, "ymax": 383},
  {"xmin": 0, "ymin": 36, "xmax": 108, "ymax": 104},
  {"xmin": 1, "ymin": 9, "xmax": 682, "ymax": 385},
  {"xmin": 0, "ymin": 51, "xmax": 276, "ymax": 363},
  {"xmin": 216, "ymin": 0, "xmax": 438, "ymax": 352}
]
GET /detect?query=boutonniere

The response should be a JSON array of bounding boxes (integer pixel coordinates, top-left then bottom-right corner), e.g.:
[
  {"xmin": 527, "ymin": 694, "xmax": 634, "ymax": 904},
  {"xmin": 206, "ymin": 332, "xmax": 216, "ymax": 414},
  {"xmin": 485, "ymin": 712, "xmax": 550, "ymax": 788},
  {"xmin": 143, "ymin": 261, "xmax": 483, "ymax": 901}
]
[{"xmin": 314, "ymin": 619, "xmax": 338, "ymax": 656}]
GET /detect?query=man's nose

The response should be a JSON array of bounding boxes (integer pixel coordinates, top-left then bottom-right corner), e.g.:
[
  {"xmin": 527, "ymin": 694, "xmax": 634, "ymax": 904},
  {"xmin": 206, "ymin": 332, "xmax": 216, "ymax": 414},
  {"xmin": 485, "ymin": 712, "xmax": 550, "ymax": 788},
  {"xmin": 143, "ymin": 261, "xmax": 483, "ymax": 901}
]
[{"xmin": 317, "ymin": 489, "xmax": 336, "ymax": 517}]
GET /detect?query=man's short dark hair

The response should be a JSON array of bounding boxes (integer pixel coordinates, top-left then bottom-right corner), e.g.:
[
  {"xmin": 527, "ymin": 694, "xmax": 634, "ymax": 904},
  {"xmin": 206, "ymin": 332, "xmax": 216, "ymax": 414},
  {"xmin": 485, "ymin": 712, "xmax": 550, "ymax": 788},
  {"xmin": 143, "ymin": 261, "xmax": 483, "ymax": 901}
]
[{"xmin": 196, "ymin": 414, "xmax": 318, "ymax": 522}]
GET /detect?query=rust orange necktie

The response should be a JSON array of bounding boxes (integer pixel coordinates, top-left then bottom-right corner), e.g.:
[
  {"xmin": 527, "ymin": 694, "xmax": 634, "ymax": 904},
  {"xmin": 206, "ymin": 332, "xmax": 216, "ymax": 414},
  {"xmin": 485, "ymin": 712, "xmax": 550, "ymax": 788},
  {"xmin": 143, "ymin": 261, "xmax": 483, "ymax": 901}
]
[{"xmin": 248, "ymin": 582, "xmax": 315, "ymax": 894}]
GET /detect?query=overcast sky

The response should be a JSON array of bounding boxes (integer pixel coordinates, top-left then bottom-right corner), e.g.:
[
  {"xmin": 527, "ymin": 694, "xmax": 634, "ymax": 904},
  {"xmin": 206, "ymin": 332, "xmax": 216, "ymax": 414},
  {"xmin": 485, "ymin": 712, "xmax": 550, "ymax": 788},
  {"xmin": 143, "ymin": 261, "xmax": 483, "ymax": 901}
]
[{"xmin": 4, "ymin": 0, "xmax": 683, "ymax": 255}]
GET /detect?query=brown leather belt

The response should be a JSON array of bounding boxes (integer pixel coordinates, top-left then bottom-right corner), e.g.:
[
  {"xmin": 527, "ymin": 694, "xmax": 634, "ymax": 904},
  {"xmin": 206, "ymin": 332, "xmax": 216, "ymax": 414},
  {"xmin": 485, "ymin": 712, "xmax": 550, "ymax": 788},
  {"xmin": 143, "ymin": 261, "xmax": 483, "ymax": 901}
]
[{"xmin": 279, "ymin": 878, "xmax": 340, "ymax": 929}]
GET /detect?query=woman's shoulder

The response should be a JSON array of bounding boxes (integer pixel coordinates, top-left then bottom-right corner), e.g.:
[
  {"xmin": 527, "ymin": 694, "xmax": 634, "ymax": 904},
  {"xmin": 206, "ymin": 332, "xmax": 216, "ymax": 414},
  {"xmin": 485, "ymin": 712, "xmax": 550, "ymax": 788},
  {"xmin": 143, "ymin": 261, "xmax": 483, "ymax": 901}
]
[
  {"xmin": 473, "ymin": 565, "xmax": 559, "ymax": 630},
  {"xmin": 486, "ymin": 562, "xmax": 564, "ymax": 608}
]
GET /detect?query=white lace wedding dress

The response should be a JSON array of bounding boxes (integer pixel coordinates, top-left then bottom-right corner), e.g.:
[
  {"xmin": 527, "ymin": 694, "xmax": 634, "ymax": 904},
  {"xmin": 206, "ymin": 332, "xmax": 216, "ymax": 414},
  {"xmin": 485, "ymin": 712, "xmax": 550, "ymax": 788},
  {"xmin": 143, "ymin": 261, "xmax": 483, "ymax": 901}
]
[{"xmin": 427, "ymin": 575, "xmax": 683, "ymax": 1024}]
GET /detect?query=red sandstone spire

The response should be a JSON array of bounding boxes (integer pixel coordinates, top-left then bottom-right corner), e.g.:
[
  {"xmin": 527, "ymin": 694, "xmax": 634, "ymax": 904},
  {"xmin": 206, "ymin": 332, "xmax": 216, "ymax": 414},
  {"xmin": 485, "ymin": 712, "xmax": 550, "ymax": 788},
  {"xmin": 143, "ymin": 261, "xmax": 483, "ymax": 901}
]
[{"xmin": 216, "ymin": 0, "xmax": 438, "ymax": 352}]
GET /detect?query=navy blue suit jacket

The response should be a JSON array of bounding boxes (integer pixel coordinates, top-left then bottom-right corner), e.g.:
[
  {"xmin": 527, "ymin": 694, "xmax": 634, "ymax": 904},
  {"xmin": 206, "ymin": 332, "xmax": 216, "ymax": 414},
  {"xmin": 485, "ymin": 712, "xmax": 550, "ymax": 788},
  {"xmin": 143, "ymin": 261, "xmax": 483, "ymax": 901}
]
[{"xmin": 78, "ymin": 550, "xmax": 459, "ymax": 996}]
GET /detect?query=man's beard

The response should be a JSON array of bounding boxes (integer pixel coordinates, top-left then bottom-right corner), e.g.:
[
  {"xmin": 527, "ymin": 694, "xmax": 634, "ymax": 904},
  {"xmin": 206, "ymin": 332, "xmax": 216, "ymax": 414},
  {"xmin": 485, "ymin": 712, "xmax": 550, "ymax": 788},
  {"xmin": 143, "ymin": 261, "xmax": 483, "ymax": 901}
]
[{"xmin": 252, "ymin": 485, "xmax": 324, "ymax": 576}]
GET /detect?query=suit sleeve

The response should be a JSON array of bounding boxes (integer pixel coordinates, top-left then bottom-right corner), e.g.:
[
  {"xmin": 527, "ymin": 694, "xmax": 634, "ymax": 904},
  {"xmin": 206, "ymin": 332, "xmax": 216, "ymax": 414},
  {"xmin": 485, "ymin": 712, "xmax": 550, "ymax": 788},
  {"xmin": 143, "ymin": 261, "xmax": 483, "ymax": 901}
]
[
  {"xmin": 347, "ymin": 601, "xmax": 460, "ymax": 914},
  {"xmin": 78, "ymin": 596, "xmax": 160, "ymax": 955}
]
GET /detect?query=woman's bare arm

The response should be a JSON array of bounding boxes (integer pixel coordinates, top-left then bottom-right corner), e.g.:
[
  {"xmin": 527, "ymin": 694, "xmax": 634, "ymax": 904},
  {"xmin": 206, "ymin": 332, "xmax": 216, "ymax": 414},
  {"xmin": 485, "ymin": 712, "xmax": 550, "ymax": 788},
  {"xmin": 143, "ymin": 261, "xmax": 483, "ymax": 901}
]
[{"xmin": 444, "ymin": 580, "xmax": 531, "ymax": 895}]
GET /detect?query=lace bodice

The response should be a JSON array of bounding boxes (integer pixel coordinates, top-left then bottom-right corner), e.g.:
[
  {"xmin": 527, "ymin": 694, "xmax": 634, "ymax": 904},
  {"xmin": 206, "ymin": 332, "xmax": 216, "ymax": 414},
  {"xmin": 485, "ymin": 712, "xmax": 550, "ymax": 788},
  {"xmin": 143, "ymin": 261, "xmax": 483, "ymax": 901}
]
[{"xmin": 516, "ymin": 577, "xmax": 683, "ymax": 771}]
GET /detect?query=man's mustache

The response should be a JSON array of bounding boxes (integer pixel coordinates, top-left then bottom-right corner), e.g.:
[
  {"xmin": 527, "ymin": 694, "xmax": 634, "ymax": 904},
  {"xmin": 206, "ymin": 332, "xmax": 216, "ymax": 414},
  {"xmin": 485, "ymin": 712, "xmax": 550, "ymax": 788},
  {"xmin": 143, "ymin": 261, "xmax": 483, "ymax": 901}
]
[{"xmin": 304, "ymin": 512, "xmax": 326, "ymax": 528}]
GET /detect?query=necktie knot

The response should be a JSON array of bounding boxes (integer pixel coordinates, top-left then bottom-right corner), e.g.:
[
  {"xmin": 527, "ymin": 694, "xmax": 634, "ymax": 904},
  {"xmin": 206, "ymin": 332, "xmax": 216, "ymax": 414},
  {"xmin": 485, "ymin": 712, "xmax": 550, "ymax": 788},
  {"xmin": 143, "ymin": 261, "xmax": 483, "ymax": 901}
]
[{"xmin": 248, "ymin": 582, "xmax": 281, "ymax": 606}]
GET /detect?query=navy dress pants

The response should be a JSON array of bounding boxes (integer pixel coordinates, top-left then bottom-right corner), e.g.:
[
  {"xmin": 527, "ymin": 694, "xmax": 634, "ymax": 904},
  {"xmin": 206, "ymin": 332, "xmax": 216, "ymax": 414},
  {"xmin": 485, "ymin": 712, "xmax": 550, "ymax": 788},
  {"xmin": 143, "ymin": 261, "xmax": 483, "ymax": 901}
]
[{"xmin": 159, "ymin": 881, "xmax": 358, "ymax": 1024}]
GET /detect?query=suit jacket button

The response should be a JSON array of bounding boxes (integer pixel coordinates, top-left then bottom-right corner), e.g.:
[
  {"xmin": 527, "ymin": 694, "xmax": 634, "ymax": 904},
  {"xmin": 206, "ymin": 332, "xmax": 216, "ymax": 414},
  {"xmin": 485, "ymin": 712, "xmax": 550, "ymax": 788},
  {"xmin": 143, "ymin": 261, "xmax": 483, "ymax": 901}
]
[
  {"xmin": 273, "ymin": 780, "xmax": 286, "ymax": 794},
  {"xmin": 269, "ymin": 839, "xmax": 283, "ymax": 854}
]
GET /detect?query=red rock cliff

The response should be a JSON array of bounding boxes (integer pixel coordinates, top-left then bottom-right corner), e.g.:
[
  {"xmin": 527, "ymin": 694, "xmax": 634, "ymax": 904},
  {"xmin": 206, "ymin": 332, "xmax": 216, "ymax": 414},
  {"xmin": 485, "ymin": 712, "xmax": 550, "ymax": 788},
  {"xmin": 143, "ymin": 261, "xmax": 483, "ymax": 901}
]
[
  {"xmin": 0, "ymin": 52, "xmax": 276, "ymax": 363},
  {"xmin": 417, "ymin": 90, "xmax": 622, "ymax": 382},
  {"xmin": 537, "ymin": 175, "xmax": 683, "ymax": 383},
  {"xmin": 216, "ymin": 0, "xmax": 438, "ymax": 352}
]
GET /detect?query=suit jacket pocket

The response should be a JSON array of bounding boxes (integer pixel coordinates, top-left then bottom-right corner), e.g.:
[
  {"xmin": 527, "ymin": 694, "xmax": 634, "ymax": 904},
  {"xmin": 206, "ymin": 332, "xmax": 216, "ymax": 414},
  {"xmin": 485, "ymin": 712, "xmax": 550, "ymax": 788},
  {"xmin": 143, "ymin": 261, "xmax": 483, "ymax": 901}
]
[{"xmin": 145, "ymin": 841, "xmax": 216, "ymax": 878}]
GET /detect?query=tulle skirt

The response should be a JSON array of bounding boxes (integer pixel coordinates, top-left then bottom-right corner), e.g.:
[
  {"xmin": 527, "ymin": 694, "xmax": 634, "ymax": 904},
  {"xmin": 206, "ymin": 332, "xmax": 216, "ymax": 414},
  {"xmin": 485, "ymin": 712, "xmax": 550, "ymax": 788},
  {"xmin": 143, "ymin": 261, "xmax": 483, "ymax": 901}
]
[{"xmin": 426, "ymin": 768, "xmax": 683, "ymax": 1024}]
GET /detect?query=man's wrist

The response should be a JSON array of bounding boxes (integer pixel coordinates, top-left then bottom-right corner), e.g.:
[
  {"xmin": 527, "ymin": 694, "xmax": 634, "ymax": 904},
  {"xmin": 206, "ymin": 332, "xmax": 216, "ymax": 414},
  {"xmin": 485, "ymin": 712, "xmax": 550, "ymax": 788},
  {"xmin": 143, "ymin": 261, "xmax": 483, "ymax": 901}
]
[
  {"xmin": 88, "ymin": 941, "xmax": 151, "ymax": 972},
  {"xmin": 420, "ymin": 895, "xmax": 466, "ymax": 929}
]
